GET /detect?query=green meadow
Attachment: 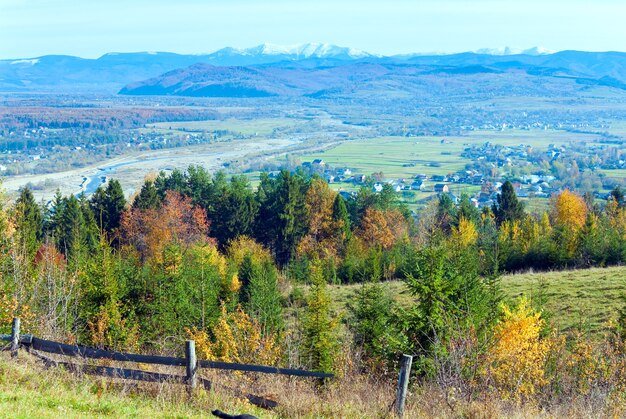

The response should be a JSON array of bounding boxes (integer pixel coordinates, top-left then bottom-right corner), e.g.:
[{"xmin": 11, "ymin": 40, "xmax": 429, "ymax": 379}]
[{"xmin": 327, "ymin": 266, "xmax": 626, "ymax": 337}]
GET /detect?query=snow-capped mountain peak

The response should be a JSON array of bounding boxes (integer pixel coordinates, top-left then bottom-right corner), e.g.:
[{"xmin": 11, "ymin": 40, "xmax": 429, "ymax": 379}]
[
  {"xmin": 224, "ymin": 43, "xmax": 372, "ymax": 59},
  {"xmin": 474, "ymin": 46, "xmax": 554, "ymax": 56}
]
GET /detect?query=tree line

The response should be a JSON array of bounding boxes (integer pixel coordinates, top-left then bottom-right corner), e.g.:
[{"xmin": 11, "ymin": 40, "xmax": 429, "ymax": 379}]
[{"xmin": 2, "ymin": 166, "xmax": 626, "ymax": 404}]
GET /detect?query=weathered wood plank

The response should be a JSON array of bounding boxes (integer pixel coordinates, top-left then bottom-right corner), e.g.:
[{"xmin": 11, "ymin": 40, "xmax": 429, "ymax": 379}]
[
  {"xmin": 199, "ymin": 359, "xmax": 334, "ymax": 378},
  {"xmin": 0, "ymin": 334, "xmax": 33, "ymax": 344},
  {"xmin": 30, "ymin": 337, "xmax": 186, "ymax": 366},
  {"xmin": 28, "ymin": 336, "xmax": 332, "ymax": 378},
  {"xmin": 31, "ymin": 350, "xmax": 211, "ymax": 390}
]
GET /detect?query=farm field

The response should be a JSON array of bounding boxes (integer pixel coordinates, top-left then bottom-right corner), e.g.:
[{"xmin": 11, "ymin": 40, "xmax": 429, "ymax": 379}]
[
  {"xmin": 300, "ymin": 128, "xmax": 599, "ymax": 181},
  {"xmin": 301, "ymin": 135, "xmax": 468, "ymax": 179},
  {"xmin": 326, "ymin": 265, "xmax": 626, "ymax": 337},
  {"xmin": 145, "ymin": 117, "xmax": 306, "ymax": 136},
  {"xmin": 297, "ymin": 128, "xmax": 602, "ymax": 211}
]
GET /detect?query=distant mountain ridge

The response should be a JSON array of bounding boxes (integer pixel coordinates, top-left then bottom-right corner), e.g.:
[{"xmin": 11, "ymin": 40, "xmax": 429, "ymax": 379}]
[{"xmin": 2, "ymin": 44, "xmax": 626, "ymax": 93}]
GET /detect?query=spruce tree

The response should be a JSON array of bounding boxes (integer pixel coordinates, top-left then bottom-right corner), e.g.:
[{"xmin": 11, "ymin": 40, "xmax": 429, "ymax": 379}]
[
  {"xmin": 493, "ymin": 180, "xmax": 525, "ymax": 225},
  {"xmin": 133, "ymin": 180, "xmax": 160, "ymax": 210},
  {"xmin": 90, "ymin": 179, "xmax": 126, "ymax": 234},
  {"xmin": 332, "ymin": 193, "xmax": 351, "ymax": 241},
  {"xmin": 245, "ymin": 258, "xmax": 283, "ymax": 336},
  {"xmin": 300, "ymin": 260, "xmax": 339, "ymax": 374},
  {"xmin": 14, "ymin": 187, "xmax": 43, "ymax": 257}
]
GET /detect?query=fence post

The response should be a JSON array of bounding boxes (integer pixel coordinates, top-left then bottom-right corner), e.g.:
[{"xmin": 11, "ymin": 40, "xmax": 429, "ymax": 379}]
[
  {"xmin": 10, "ymin": 318, "xmax": 20, "ymax": 358},
  {"xmin": 394, "ymin": 354, "xmax": 413, "ymax": 418},
  {"xmin": 185, "ymin": 340, "xmax": 197, "ymax": 394}
]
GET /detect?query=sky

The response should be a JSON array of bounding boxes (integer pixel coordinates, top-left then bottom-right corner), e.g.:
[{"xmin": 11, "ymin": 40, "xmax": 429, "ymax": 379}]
[{"xmin": 1, "ymin": 0, "xmax": 625, "ymax": 59}]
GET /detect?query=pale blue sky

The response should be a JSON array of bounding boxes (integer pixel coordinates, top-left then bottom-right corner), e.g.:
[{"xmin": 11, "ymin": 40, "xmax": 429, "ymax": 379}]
[{"xmin": 1, "ymin": 0, "xmax": 625, "ymax": 59}]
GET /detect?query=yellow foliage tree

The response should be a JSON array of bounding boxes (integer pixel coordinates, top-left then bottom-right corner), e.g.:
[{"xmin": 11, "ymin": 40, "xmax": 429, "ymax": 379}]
[
  {"xmin": 539, "ymin": 211, "xmax": 552, "ymax": 237},
  {"xmin": 188, "ymin": 304, "xmax": 281, "ymax": 366},
  {"xmin": 486, "ymin": 297, "xmax": 557, "ymax": 398},
  {"xmin": 226, "ymin": 236, "xmax": 273, "ymax": 268},
  {"xmin": 551, "ymin": 189, "xmax": 587, "ymax": 232},
  {"xmin": 451, "ymin": 217, "xmax": 478, "ymax": 247}
]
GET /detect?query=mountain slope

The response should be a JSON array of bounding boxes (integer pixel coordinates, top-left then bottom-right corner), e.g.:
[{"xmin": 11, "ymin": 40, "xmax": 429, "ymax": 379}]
[
  {"xmin": 3, "ymin": 47, "xmax": 626, "ymax": 93},
  {"xmin": 119, "ymin": 58, "xmax": 626, "ymax": 99}
]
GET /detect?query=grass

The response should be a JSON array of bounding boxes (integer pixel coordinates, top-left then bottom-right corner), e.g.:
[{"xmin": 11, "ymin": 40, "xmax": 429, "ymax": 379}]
[
  {"xmin": 301, "ymin": 136, "xmax": 468, "ymax": 179},
  {"xmin": 0, "ymin": 353, "xmax": 273, "ymax": 418},
  {"xmin": 0, "ymin": 352, "xmax": 419, "ymax": 418},
  {"xmin": 502, "ymin": 266, "xmax": 626, "ymax": 335},
  {"xmin": 326, "ymin": 266, "xmax": 626, "ymax": 337},
  {"xmin": 146, "ymin": 118, "xmax": 305, "ymax": 136}
]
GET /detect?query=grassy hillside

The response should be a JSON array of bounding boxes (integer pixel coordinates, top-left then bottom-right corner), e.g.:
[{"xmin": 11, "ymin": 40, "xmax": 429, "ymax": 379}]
[
  {"xmin": 0, "ymin": 354, "xmax": 274, "ymax": 418},
  {"xmin": 327, "ymin": 266, "xmax": 626, "ymax": 336}
]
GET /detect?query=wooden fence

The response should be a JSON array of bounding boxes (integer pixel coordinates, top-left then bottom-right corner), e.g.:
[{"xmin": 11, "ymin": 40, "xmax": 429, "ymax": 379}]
[{"xmin": 1, "ymin": 318, "xmax": 333, "ymax": 409}]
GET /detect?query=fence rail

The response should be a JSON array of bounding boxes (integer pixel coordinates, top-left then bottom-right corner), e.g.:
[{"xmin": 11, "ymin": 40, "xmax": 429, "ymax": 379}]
[{"xmin": 1, "ymin": 318, "xmax": 333, "ymax": 409}]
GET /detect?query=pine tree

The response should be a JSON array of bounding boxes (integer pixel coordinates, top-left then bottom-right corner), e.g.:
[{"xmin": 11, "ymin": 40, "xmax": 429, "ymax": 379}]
[
  {"xmin": 90, "ymin": 180, "xmax": 126, "ymax": 234},
  {"xmin": 58, "ymin": 195, "xmax": 82, "ymax": 257},
  {"xmin": 133, "ymin": 180, "xmax": 160, "ymax": 210},
  {"xmin": 493, "ymin": 181, "xmax": 525, "ymax": 225},
  {"xmin": 347, "ymin": 283, "xmax": 396, "ymax": 363},
  {"xmin": 14, "ymin": 187, "xmax": 43, "ymax": 258},
  {"xmin": 300, "ymin": 260, "xmax": 339, "ymax": 374},
  {"xmin": 332, "ymin": 193, "xmax": 351, "ymax": 241},
  {"xmin": 211, "ymin": 175, "xmax": 258, "ymax": 248},
  {"xmin": 245, "ymin": 258, "xmax": 283, "ymax": 336},
  {"xmin": 256, "ymin": 171, "xmax": 309, "ymax": 265}
]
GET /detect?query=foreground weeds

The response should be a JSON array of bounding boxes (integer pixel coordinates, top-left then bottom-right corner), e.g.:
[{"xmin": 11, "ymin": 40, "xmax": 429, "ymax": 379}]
[{"xmin": 0, "ymin": 351, "xmax": 624, "ymax": 418}]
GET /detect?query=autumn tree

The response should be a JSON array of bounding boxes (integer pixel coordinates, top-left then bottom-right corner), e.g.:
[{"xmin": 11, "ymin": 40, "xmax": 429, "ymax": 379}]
[
  {"xmin": 550, "ymin": 189, "xmax": 588, "ymax": 257},
  {"xmin": 486, "ymin": 297, "xmax": 559, "ymax": 399},
  {"xmin": 356, "ymin": 207, "xmax": 407, "ymax": 251},
  {"xmin": 121, "ymin": 191, "xmax": 209, "ymax": 263},
  {"xmin": 296, "ymin": 177, "xmax": 337, "ymax": 259},
  {"xmin": 551, "ymin": 189, "xmax": 588, "ymax": 232}
]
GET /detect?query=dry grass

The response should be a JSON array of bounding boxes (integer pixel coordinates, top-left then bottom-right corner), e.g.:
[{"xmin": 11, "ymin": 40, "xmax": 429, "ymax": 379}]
[{"xmin": 2, "ymin": 349, "xmax": 623, "ymax": 418}]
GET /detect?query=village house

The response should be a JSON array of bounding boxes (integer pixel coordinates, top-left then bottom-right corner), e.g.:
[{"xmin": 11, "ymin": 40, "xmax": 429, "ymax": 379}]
[
  {"xmin": 411, "ymin": 179, "xmax": 426, "ymax": 191},
  {"xmin": 434, "ymin": 184, "xmax": 449, "ymax": 193}
]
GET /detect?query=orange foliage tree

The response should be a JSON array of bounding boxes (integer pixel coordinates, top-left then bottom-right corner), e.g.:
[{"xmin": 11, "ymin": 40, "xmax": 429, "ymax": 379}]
[
  {"xmin": 356, "ymin": 208, "xmax": 407, "ymax": 250},
  {"xmin": 296, "ymin": 178, "xmax": 345, "ymax": 260},
  {"xmin": 121, "ymin": 191, "xmax": 210, "ymax": 263}
]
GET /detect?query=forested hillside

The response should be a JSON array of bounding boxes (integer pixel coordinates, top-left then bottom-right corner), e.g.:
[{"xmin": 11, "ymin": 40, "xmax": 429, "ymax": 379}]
[{"xmin": 2, "ymin": 166, "xmax": 626, "ymax": 416}]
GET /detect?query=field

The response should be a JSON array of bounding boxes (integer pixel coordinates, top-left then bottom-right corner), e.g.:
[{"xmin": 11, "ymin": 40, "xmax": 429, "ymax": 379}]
[
  {"xmin": 145, "ymin": 117, "xmax": 306, "ymax": 136},
  {"xmin": 297, "ymin": 128, "xmax": 607, "ymax": 210},
  {"xmin": 302, "ymin": 136, "xmax": 468, "ymax": 179},
  {"xmin": 326, "ymin": 266, "xmax": 626, "ymax": 336}
]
